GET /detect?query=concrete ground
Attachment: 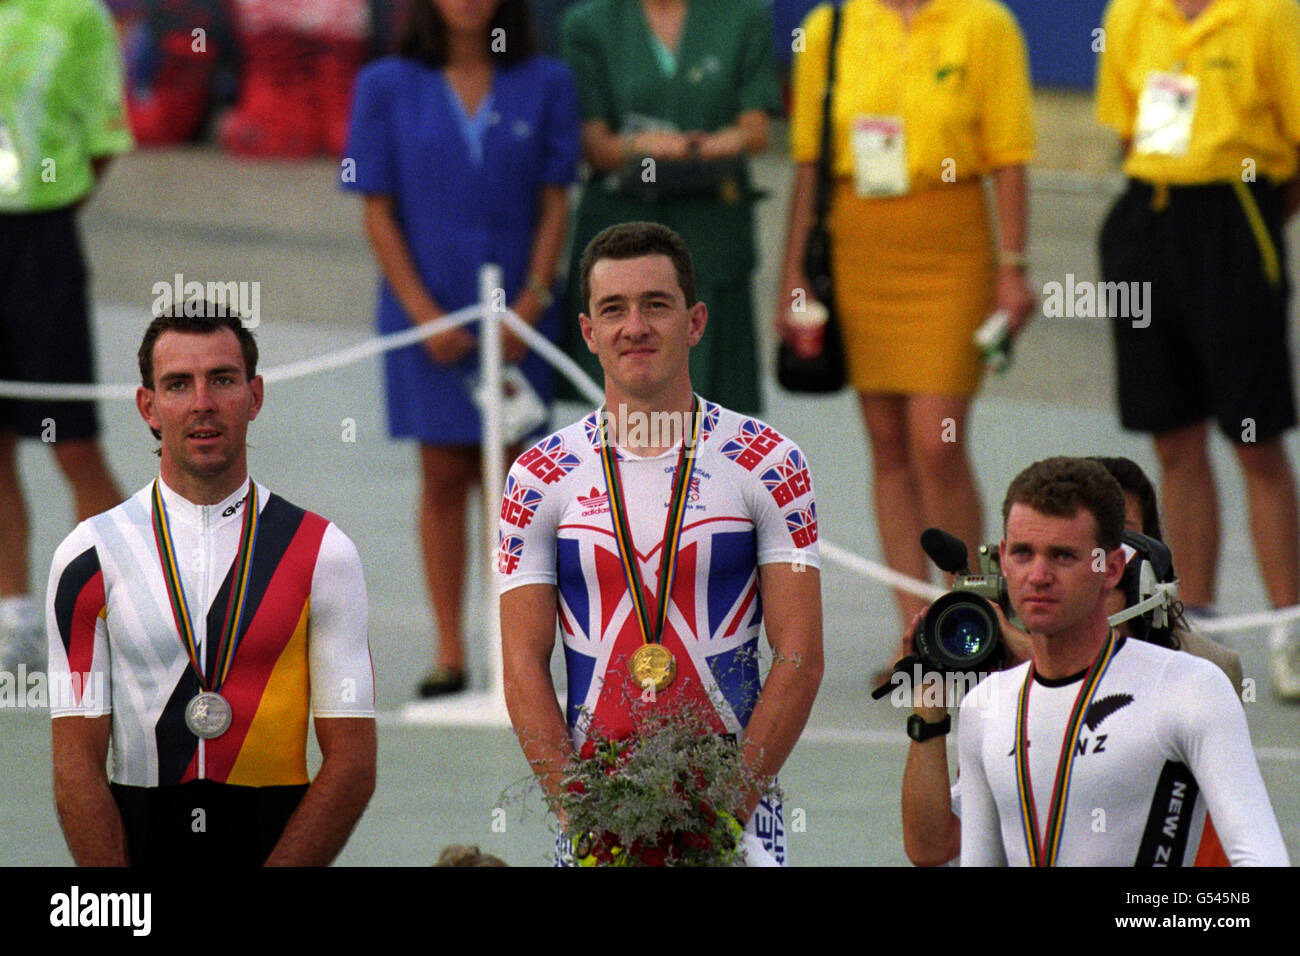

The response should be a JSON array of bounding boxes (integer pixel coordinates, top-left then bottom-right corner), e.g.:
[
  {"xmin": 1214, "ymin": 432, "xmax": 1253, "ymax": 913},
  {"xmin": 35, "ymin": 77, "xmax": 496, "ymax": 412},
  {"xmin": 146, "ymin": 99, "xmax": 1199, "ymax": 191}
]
[{"xmin": 1, "ymin": 91, "xmax": 1297, "ymax": 866}]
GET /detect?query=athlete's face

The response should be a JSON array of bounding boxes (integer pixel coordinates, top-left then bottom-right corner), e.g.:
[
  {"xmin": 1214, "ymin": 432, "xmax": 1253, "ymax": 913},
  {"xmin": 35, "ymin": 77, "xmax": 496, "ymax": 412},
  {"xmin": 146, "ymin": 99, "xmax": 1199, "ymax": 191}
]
[
  {"xmin": 1000, "ymin": 504, "xmax": 1126, "ymax": 640},
  {"xmin": 579, "ymin": 254, "xmax": 706, "ymax": 401},
  {"xmin": 136, "ymin": 329, "xmax": 263, "ymax": 492}
]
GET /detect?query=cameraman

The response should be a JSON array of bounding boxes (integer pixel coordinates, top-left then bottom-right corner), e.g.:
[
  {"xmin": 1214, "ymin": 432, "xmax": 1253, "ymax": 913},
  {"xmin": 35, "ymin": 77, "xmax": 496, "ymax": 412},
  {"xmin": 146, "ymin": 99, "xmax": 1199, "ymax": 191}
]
[{"xmin": 899, "ymin": 457, "xmax": 1257, "ymax": 867}]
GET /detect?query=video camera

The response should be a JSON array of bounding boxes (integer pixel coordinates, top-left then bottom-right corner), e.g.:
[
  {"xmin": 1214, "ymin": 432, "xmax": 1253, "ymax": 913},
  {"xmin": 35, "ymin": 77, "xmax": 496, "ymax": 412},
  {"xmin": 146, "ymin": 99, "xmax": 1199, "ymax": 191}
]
[
  {"xmin": 870, "ymin": 528, "xmax": 1012, "ymax": 699},
  {"xmin": 911, "ymin": 528, "xmax": 1016, "ymax": 674}
]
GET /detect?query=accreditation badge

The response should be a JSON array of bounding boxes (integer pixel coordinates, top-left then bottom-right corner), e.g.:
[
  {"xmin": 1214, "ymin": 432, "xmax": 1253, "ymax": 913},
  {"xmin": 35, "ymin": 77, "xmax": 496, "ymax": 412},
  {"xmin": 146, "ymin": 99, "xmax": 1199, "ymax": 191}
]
[
  {"xmin": 1133, "ymin": 71, "xmax": 1198, "ymax": 157},
  {"xmin": 0, "ymin": 120, "xmax": 21, "ymax": 195},
  {"xmin": 851, "ymin": 115, "xmax": 909, "ymax": 197}
]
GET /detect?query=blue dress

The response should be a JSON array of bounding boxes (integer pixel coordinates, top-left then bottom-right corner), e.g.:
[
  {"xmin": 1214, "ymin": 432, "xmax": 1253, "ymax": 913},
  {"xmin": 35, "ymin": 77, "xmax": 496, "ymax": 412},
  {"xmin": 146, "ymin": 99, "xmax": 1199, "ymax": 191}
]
[{"xmin": 344, "ymin": 54, "xmax": 581, "ymax": 444}]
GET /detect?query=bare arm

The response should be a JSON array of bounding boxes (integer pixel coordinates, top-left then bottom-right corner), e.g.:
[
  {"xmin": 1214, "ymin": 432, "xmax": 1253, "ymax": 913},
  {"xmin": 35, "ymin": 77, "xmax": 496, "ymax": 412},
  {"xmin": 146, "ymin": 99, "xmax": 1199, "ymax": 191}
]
[
  {"xmin": 775, "ymin": 161, "xmax": 822, "ymax": 357},
  {"xmin": 263, "ymin": 717, "xmax": 376, "ymax": 866},
  {"xmin": 506, "ymin": 185, "xmax": 570, "ymax": 362},
  {"xmin": 52, "ymin": 715, "xmax": 129, "ymax": 866},
  {"xmin": 694, "ymin": 109, "xmax": 771, "ymax": 160},
  {"xmin": 361, "ymin": 194, "xmax": 473, "ymax": 364},
  {"xmin": 738, "ymin": 564, "xmax": 824, "ymax": 819},
  {"xmin": 989, "ymin": 164, "xmax": 1036, "ymax": 338},
  {"xmin": 501, "ymin": 584, "xmax": 573, "ymax": 810}
]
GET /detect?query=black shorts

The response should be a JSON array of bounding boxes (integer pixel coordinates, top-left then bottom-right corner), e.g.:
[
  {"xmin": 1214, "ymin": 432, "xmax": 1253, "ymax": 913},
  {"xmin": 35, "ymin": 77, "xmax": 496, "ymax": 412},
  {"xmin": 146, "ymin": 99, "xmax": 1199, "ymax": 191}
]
[
  {"xmin": 1099, "ymin": 178, "xmax": 1297, "ymax": 443},
  {"xmin": 0, "ymin": 207, "xmax": 101, "ymax": 440},
  {"xmin": 111, "ymin": 780, "xmax": 309, "ymax": 866}
]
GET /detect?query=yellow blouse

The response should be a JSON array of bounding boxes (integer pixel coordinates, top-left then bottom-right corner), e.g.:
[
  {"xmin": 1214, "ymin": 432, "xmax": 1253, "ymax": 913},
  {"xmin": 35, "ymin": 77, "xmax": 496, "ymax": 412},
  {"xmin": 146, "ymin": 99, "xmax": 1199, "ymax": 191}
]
[
  {"xmin": 1096, "ymin": 0, "xmax": 1300, "ymax": 184},
  {"xmin": 790, "ymin": 0, "xmax": 1034, "ymax": 189}
]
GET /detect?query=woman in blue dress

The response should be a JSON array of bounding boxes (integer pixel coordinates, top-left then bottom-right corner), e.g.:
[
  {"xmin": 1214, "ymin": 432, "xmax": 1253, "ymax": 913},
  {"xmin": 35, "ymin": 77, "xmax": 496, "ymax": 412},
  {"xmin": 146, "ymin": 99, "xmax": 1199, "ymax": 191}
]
[{"xmin": 345, "ymin": 0, "xmax": 580, "ymax": 697}]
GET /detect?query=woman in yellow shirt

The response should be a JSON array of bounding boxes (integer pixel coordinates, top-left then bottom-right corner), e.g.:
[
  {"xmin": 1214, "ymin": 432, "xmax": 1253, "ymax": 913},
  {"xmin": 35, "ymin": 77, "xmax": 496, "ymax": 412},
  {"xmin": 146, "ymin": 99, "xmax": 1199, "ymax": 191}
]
[{"xmin": 777, "ymin": 0, "xmax": 1036, "ymax": 631}]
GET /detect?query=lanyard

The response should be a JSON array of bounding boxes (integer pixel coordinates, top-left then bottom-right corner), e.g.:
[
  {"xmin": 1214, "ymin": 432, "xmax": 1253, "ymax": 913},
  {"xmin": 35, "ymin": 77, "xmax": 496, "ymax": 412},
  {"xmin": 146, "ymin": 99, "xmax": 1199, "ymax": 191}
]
[
  {"xmin": 598, "ymin": 398, "xmax": 701, "ymax": 647},
  {"xmin": 151, "ymin": 480, "xmax": 260, "ymax": 692},
  {"xmin": 1014, "ymin": 630, "xmax": 1120, "ymax": 867}
]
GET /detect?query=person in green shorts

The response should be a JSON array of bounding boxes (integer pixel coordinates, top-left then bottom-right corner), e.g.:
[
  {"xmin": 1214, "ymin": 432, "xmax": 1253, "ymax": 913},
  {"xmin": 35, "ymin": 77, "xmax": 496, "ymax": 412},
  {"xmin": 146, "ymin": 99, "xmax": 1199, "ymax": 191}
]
[
  {"xmin": 558, "ymin": 0, "xmax": 780, "ymax": 415},
  {"xmin": 0, "ymin": 0, "xmax": 131, "ymax": 670}
]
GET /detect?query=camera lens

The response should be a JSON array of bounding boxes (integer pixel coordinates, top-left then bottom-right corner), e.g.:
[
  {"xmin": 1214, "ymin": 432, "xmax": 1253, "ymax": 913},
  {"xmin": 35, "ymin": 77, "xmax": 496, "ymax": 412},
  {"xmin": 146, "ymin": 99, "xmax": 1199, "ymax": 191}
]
[
  {"xmin": 916, "ymin": 592, "xmax": 1002, "ymax": 672},
  {"xmin": 936, "ymin": 604, "xmax": 992, "ymax": 660}
]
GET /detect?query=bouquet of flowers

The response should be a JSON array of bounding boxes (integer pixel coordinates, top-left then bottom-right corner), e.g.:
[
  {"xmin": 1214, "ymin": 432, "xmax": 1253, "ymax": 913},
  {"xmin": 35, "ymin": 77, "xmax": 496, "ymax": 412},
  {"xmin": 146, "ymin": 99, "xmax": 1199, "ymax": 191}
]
[{"xmin": 552, "ymin": 698, "xmax": 777, "ymax": 867}]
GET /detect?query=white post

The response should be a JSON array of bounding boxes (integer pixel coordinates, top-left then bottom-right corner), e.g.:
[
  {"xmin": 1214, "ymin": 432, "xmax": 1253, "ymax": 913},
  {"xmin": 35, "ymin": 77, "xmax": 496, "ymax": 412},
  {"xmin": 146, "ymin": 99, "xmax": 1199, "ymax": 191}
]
[{"xmin": 478, "ymin": 264, "xmax": 508, "ymax": 720}]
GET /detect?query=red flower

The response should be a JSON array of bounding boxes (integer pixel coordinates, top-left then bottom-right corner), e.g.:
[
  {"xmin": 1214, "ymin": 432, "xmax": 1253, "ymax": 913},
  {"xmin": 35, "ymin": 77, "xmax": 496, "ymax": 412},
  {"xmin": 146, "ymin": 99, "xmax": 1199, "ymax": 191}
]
[
  {"xmin": 698, "ymin": 800, "xmax": 717, "ymax": 827},
  {"xmin": 641, "ymin": 847, "xmax": 666, "ymax": 867}
]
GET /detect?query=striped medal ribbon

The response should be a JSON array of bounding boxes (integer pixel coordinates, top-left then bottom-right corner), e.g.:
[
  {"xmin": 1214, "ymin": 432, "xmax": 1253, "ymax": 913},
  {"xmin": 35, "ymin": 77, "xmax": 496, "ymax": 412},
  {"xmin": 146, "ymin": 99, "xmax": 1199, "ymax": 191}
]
[
  {"xmin": 1014, "ymin": 629, "xmax": 1120, "ymax": 866},
  {"xmin": 151, "ymin": 480, "xmax": 260, "ymax": 738},
  {"xmin": 599, "ymin": 397, "xmax": 702, "ymax": 693}
]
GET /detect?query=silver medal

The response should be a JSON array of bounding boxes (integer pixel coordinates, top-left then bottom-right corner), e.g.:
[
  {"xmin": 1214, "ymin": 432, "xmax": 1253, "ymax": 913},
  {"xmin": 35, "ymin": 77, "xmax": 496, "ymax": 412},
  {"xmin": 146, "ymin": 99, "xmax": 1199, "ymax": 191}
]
[{"xmin": 185, "ymin": 691, "xmax": 232, "ymax": 739}]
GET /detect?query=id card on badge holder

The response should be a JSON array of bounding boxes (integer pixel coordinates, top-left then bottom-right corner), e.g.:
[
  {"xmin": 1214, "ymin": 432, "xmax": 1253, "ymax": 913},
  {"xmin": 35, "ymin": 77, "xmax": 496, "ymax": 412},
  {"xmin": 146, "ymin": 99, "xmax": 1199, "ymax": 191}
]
[
  {"xmin": 1133, "ymin": 71, "xmax": 1198, "ymax": 157},
  {"xmin": 0, "ymin": 120, "xmax": 22, "ymax": 195},
  {"xmin": 851, "ymin": 115, "xmax": 909, "ymax": 197}
]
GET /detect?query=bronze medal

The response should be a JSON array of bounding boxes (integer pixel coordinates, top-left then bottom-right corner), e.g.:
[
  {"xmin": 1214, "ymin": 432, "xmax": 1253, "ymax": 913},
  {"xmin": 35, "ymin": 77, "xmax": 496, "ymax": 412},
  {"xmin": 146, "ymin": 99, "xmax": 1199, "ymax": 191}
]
[{"xmin": 629, "ymin": 643, "xmax": 676, "ymax": 693}]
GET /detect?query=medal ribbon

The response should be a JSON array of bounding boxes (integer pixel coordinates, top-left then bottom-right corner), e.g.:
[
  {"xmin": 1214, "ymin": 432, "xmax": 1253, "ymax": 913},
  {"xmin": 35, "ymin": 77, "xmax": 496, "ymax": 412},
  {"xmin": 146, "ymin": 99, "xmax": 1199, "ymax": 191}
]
[
  {"xmin": 599, "ymin": 397, "xmax": 701, "ymax": 648},
  {"xmin": 1014, "ymin": 629, "xmax": 1119, "ymax": 867},
  {"xmin": 151, "ymin": 480, "xmax": 260, "ymax": 692}
]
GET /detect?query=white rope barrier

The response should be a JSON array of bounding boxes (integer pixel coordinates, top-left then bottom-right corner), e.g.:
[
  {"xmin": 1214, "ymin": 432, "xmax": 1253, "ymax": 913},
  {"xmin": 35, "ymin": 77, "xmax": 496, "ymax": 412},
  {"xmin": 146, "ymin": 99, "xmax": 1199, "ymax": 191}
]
[{"xmin": 3, "ymin": 288, "xmax": 1297, "ymax": 640}]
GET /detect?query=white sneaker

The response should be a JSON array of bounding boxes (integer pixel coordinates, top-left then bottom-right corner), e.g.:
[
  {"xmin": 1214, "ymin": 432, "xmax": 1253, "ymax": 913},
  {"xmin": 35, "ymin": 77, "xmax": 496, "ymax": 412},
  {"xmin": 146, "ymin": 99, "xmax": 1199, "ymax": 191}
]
[{"xmin": 1268, "ymin": 619, "xmax": 1300, "ymax": 701}]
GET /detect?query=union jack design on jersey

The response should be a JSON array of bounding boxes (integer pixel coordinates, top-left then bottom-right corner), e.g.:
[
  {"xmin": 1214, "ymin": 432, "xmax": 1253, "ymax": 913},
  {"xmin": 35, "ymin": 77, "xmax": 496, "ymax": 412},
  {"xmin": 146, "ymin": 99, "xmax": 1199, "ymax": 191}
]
[
  {"xmin": 498, "ymin": 532, "xmax": 525, "ymax": 574},
  {"xmin": 720, "ymin": 419, "xmax": 784, "ymax": 471},
  {"xmin": 555, "ymin": 528, "xmax": 765, "ymax": 739},
  {"xmin": 500, "ymin": 475, "xmax": 545, "ymax": 529},
  {"xmin": 760, "ymin": 450, "xmax": 813, "ymax": 507},
  {"xmin": 698, "ymin": 400, "xmax": 721, "ymax": 443},
  {"xmin": 582, "ymin": 412, "xmax": 602, "ymax": 448},
  {"xmin": 785, "ymin": 503, "xmax": 818, "ymax": 548},
  {"xmin": 518, "ymin": 436, "xmax": 582, "ymax": 484}
]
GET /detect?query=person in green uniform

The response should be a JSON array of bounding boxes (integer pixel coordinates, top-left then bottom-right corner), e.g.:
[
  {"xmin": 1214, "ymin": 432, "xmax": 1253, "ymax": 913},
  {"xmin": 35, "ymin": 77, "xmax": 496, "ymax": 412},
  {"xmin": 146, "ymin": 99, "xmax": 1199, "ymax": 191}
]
[
  {"xmin": 0, "ymin": 0, "xmax": 130, "ymax": 671},
  {"xmin": 559, "ymin": 0, "xmax": 779, "ymax": 414}
]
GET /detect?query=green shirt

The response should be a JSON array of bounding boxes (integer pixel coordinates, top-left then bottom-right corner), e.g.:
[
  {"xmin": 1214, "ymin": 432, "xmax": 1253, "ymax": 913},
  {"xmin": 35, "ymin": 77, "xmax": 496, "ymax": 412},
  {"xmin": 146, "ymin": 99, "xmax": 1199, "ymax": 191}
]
[
  {"xmin": 562, "ymin": 0, "xmax": 779, "ymax": 143},
  {"xmin": 558, "ymin": 0, "xmax": 780, "ymax": 413},
  {"xmin": 0, "ymin": 0, "xmax": 133, "ymax": 211}
]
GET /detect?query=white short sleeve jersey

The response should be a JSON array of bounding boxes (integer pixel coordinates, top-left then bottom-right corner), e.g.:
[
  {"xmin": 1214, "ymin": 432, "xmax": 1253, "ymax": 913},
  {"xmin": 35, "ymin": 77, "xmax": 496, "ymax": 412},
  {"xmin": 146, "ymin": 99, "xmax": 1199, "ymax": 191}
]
[
  {"xmin": 957, "ymin": 637, "xmax": 1288, "ymax": 866},
  {"xmin": 46, "ymin": 478, "xmax": 375, "ymax": 788}
]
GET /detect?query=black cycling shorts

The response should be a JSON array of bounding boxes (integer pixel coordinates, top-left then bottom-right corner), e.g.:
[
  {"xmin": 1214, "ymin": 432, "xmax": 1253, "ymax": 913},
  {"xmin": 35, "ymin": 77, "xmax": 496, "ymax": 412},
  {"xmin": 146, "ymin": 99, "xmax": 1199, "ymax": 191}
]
[{"xmin": 0, "ymin": 207, "xmax": 101, "ymax": 440}]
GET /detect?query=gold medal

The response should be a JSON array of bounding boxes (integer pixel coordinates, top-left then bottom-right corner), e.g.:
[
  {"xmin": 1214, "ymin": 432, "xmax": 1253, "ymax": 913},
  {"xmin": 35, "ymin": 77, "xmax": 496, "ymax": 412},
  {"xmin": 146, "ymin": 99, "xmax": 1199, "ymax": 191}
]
[{"xmin": 629, "ymin": 643, "xmax": 676, "ymax": 692}]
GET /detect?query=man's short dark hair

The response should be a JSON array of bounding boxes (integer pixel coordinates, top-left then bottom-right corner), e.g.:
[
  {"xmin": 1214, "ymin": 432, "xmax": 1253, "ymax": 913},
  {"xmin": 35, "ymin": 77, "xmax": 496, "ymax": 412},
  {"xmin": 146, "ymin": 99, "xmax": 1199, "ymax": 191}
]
[
  {"xmin": 139, "ymin": 302, "xmax": 258, "ymax": 389},
  {"xmin": 138, "ymin": 302, "xmax": 259, "ymax": 440},
  {"xmin": 1002, "ymin": 456, "xmax": 1126, "ymax": 551},
  {"xmin": 1090, "ymin": 455, "xmax": 1163, "ymax": 542},
  {"xmin": 579, "ymin": 222, "xmax": 696, "ymax": 314}
]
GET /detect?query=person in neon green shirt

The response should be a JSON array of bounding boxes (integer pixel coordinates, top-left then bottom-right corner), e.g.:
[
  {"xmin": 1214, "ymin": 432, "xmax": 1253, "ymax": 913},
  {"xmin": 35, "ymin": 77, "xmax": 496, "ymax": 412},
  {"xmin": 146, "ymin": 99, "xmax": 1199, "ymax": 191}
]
[{"xmin": 0, "ymin": 0, "xmax": 131, "ymax": 671}]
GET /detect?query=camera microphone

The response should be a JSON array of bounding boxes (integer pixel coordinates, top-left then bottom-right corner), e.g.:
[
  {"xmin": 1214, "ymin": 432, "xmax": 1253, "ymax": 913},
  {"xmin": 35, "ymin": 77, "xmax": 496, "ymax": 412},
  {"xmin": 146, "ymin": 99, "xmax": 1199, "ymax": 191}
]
[{"xmin": 920, "ymin": 527, "xmax": 970, "ymax": 575}]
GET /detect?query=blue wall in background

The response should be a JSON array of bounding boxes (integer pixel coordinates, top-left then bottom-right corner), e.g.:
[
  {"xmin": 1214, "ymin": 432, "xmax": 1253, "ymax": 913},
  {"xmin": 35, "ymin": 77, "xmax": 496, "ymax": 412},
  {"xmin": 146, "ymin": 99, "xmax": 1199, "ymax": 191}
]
[{"xmin": 771, "ymin": 0, "xmax": 1109, "ymax": 89}]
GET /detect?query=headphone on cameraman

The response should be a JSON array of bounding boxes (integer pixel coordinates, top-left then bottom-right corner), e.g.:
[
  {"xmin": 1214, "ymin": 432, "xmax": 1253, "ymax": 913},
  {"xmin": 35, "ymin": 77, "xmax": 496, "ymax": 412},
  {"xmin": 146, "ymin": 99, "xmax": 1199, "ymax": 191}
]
[{"xmin": 1107, "ymin": 530, "xmax": 1180, "ymax": 643}]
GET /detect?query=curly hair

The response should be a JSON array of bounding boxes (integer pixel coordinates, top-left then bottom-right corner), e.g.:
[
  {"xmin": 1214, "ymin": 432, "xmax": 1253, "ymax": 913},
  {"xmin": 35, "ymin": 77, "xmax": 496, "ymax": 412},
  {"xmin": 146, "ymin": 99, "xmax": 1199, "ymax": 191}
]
[{"xmin": 1002, "ymin": 456, "xmax": 1126, "ymax": 551}]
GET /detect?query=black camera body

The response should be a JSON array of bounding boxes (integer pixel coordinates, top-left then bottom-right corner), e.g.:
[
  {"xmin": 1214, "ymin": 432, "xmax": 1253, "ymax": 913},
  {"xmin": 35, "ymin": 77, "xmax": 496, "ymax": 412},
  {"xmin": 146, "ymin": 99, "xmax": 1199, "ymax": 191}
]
[{"xmin": 913, "ymin": 529, "xmax": 1017, "ymax": 674}]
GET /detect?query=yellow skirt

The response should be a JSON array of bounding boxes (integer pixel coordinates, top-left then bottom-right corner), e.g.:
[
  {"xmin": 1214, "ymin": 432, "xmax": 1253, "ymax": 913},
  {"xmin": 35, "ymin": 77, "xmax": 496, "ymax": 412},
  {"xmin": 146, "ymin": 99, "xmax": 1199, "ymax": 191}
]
[{"xmin": 827, "ymin": 179, "xmax": 994, "ymax": 397}]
